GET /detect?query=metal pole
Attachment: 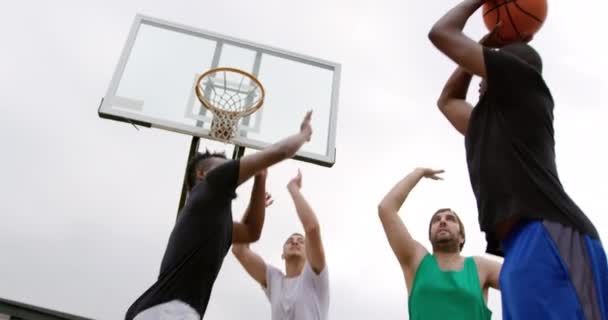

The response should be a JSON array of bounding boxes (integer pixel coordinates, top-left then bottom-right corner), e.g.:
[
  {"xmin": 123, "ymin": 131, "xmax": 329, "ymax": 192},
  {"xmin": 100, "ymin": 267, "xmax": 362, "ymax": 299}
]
[{"xmin": 177, "ymin": 136, "xmax": 200, "ymax": 217}]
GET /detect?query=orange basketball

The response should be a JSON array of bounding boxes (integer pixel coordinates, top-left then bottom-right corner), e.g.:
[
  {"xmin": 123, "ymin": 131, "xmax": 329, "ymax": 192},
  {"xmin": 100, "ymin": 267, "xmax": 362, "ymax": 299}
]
[{"xmin": 482, "ymin": 0, "xmax": 548, "ymax": 42}]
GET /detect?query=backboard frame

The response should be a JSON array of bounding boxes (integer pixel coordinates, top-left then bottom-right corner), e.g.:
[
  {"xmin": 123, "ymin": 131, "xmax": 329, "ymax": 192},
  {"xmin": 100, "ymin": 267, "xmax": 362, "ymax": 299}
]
[{"xmin": 99, "ymin": 14, "xmax": 341, "ymax": 167}]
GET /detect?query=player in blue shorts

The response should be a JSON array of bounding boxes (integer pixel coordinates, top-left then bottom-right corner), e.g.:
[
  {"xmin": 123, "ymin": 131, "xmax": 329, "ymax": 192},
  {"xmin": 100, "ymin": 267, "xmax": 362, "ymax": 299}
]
[{"xmin": 427, "ymin": 0, "xmax": 608, "ymax": 318}]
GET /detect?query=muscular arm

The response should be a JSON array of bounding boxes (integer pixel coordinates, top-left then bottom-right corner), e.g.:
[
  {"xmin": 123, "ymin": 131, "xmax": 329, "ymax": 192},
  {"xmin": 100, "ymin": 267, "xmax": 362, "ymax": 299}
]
[
  {"xmin": 428, "ymin": 0, "xmax": 487, "ymax": 78},
  {"xmin": 378, "ymin": 169, "xmax": 430, "ymax": 271},
  {"xmin": 238, "ymin": 111, "xmax": 312, "ymax": 185},
  {"xmin": 288, "ymin": 173, "xmax": 325, "ymax": 274},
  {"xmin": 437, "ymin": 67, "xmax": 474, "ymax": 135},
  {"xmin": 233, "ymin": 174, "xmax": 267, "ymax": 243}
]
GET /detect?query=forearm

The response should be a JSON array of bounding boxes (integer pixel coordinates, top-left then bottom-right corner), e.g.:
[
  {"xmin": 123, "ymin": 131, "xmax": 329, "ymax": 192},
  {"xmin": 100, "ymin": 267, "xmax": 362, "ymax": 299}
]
[
  {"xmin": 430, "ymin": 0, "xmax": 483, "ymax": 35},
  {"xmin": 238, "ymin": 132, "xmax": 308, "ymax": 184},
  {"xmin": 378, "ymin": 170, "xmax": 424, "ymax": 215},
  {"xmin": 240, "ymin": 176, "xmax": 267, "ymax": 239},
  {"xmin": 438, "ymin": 67, "xmax": 473, "ymax": 104},
  {"xmin": 288, "ymin": 187, "xmax": 319, "ymax": 233},
  {"xmin": 271, "ymin": 132, "xmax": 308, "ymax": 161}
]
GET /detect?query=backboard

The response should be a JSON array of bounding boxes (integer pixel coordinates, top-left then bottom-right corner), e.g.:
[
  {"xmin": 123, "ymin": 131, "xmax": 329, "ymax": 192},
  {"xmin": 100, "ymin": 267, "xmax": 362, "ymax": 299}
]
[{"xmin": 99, "ymin": 14, "xmax": 341, "ymax": 167}]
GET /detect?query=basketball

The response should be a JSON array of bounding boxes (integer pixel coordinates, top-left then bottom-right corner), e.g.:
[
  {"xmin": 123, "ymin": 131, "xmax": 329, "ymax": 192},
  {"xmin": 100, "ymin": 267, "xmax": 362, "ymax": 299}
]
[{"xmin": 482, "ymin": 0, "xmax": 547, "ymax": 42}]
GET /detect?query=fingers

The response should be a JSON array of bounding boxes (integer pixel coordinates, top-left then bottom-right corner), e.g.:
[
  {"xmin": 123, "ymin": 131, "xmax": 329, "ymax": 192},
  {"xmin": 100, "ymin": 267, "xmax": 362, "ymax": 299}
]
[{"xmin": 303, "ymin": 110, "xmax": 312, "ymax": 123}]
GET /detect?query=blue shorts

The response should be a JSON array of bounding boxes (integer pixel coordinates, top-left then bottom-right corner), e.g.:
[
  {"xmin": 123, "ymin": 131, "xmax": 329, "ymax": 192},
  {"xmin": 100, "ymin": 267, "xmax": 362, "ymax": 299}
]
[{"xmin": 500, "ymin": 220, "xmax": 608, "ymax": 320}]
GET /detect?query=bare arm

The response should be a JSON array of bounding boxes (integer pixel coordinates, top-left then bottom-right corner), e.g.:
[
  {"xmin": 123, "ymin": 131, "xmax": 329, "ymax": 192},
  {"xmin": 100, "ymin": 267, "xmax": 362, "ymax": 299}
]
[
  {"xmin": 238, "ymin": 111, "xmax": 312, "ymax": 185},
  {"xmin": 428, "ymin": 0, "xmax": 487, "ymax": 78},
  {"xmin": 233, "ymin": 172, "xmax": 272, "ymax": 243},
  {"xmin": 287, "ymin": 171, "xmax": 325, "ymax": 274},
  {"xmin": 437, "ymin": 67, "xmax": 474, "ymax": 135},
  {"xmin": 378, "ymin": 168, "xmax": 443, "ymax": 270},
  {"xmin": 232, "ymin": 244, "xmax": 268, "ymax": 287},
  {"xmin": 475, "ymin": 256, "xmax": 501, "ymax": 290}
]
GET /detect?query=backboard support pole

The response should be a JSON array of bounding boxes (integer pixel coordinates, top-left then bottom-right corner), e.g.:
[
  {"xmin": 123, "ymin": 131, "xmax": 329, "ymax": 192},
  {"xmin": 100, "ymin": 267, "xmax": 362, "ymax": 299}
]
[
  {"xmin": 232, "ymin": 145, "xmax": 246, "ymax": 160},
  {"xmin": 177, "ymin": 136, "xmax": 200, "ymax": 217}
]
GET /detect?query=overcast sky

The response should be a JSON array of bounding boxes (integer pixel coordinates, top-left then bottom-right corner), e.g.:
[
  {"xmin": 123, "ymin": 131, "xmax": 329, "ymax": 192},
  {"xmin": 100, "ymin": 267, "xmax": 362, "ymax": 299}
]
[{"xmin": 1, "ymin": 0, "xmax": 606, "ymax": 319}]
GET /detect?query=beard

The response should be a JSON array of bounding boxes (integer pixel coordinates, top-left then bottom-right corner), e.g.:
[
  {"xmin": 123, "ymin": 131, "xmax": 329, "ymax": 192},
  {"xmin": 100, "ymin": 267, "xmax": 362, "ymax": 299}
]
[{"xmin": 431, "ymin": 233, "xmax": 461, "ymax": 253}]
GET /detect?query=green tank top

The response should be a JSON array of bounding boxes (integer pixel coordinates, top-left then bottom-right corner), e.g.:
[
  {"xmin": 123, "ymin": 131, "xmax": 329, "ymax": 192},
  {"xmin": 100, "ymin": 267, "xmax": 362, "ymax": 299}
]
[{"xmin": 408, "ymin": 254, "xmax": 491, "ymax": 320}]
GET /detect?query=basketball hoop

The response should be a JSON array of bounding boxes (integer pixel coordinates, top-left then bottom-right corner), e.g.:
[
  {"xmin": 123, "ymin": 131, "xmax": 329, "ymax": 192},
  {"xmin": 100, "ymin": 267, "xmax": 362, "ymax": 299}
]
[{"xmin": 195, "ymin": 67, "xmax": 265, "ymax": 141}]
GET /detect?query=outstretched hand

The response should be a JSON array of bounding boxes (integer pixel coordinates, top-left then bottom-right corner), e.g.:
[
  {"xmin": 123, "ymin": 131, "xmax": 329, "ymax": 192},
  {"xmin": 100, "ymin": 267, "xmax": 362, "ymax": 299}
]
[
  {"xmin": 300, "ymin": 111, "xmax": 313, "ymax": 142},
  {"xmin": 415, "ymin": 168, "xmax": 445, "ymax": 180},
  {"xmin": 287, "ymin": 169, "xmax": 303, "ymax": 190}
]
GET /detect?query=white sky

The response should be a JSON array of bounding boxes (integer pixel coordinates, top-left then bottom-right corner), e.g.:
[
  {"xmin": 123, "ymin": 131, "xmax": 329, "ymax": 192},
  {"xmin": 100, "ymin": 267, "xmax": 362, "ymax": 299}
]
[{"xmin": 1, "ymin": 0, "xmax": 606, "ymax": 319}]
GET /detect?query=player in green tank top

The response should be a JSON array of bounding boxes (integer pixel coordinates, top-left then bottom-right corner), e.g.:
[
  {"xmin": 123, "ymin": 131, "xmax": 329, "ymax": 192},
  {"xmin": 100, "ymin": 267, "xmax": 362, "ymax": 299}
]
[{"xmin": 378, "ymin": 167, "xmax": 501, "ymax": 319}]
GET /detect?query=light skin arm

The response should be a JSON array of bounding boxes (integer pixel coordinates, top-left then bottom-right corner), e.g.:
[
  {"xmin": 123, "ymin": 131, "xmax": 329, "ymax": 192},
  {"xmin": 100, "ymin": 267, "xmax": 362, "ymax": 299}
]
[
  {"xmin": 475, "ymin": 256, "xmax": 502, "ymax": 290},
  {"xmin": 232, "ymin": 243, "xmax": 269, "ymax": 287},
  {"xmin": 233, "ymin": 170, "xmax": 273, "ymax": 243},
  {"xmin": 231, "ymin": 191, "xmax": 274, "ymax": 286},
  {"xmin": 287, "ymin": 170, "xmax": 326, "ymax": 274},
  {"xmin": 378, "ymin": 168, "xmax": 443, "ymax": 278},
  {"xmin": 237, "ymin": 111, "xmax": 312, "ymax": 186}
]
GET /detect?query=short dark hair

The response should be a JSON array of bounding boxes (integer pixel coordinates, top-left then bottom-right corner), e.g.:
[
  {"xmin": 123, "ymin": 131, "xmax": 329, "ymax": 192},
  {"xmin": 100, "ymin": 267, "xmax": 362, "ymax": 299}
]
[
  {"xmin": 502, "ymin": 42, "xmax": 542, "ymax": 73},
  {"xmin": 428, "ymin": 208, "xmax": 466, "ymax": 251},
  {"xmin": 186, "ymin": 150, "xmax": 226, "ymax": 190}
]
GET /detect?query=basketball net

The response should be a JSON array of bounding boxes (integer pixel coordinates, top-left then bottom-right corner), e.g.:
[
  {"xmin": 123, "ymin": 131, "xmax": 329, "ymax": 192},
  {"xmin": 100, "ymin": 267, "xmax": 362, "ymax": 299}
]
[{"xmin": 195, "ymin": 67, "xmax": 265, "ymax": 141}]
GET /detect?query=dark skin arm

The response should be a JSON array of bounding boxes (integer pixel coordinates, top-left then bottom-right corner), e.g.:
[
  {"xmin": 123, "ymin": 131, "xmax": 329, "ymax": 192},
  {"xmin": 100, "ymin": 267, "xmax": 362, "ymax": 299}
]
[
  {"xmin": 237, "ymin": 111, "xmax": 312, "ymax": 186},
  {"xmin": 428, "ymin": 0, "xmax": 488, "ymax": 77},
  {"xmin": 437, "ymin": 67, "xmax": 474, "ymax": 135},
  {"xmin": 428, "ymin": 0, "xmax": 532, "ymax": 77},
  {"xmin": 435, "ymin": 22, "xmax": 507, "ymax": 136},
  {"xmin": 232, "ymin": 170, "xmax": 273, "ymax": 243}
]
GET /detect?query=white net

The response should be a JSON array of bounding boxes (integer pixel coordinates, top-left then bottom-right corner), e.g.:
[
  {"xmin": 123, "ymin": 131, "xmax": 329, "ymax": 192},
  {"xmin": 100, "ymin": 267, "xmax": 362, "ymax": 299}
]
[{"xmin": 196, "ymin": 68, "xmax": 264, "ymax": 141}]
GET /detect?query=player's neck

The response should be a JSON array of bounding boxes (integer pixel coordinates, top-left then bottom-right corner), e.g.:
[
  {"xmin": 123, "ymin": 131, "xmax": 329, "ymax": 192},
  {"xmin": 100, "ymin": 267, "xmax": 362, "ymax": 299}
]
[
  {"xmin": 284, "ymin": 257, "xmax": 306, "ymax": 278},
  {"xmin": 433, "ymin": 251, "xmax": 464, "ymax": 271}
]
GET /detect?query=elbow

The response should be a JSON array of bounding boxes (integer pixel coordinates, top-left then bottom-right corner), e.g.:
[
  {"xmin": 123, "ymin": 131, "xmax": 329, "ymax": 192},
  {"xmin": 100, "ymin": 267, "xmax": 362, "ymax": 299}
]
[
  {"xmin": 428, "ymin": 27, "xmax": 450, "ymax": 50},
  {"xmin": 378, "ymin": 203, "xmax": 390, "ymax": 219},
  {"xmin": 428, "ymin": 27, "xmax": 442, "ymax": 46},
  {"xmin": 249, "ymin": 229, "xmax": 262, "ymax": 242},
  {"xmin": 436, "ymin": 96, "xmax": 448, "ymax": 111}
]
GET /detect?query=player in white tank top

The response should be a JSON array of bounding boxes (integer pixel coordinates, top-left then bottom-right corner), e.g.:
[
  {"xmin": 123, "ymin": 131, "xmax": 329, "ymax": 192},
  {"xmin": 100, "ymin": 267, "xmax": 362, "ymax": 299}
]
[{"xmin": 232, "ymin": 170, "xmax": 329, "ymax": 320}]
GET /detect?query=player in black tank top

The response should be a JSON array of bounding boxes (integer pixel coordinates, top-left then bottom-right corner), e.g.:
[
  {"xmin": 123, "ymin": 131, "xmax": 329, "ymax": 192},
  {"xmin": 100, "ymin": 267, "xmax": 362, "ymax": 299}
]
[{"xmin": 126, "ymin": 112, "xmax": 314, "ymax": 319}]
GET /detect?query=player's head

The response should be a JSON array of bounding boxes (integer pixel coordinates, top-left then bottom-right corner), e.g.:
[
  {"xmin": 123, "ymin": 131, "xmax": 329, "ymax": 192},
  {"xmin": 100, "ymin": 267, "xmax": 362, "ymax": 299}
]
[
  {"xmin": 281, "ymin": 232, "xmax": 306, "ymax": 260},
  {"xmin": 186, "ymin": 150, "xmax": 228, "ymax": 190},
  {"xmin": 502, "ymin": 42, "xmax": 543, "ymax": 73},
  {"xmin": 428, "ymin": 208, "xmax": 465, "ymax": 253}
]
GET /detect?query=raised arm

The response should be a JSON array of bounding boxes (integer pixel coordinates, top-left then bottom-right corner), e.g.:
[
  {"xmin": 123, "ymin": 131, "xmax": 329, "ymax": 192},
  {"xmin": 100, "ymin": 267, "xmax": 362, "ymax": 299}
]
[
  {"xmin": 474, "ymin": 256, "xmax": 502, "ymax": 291},
  {"xmin": 428, "ymin": 0, "xmax": 487, "ymax": 77},
  {"xmin": 232, "ymin": 182, "xmax": 273, "ymax": 286},
  {"xmin": 237, "ymin": 111, "xmax": 312, "ymax": 185},
  {"xmin": 233, "ymin": 170, "xmax": 273, "ymax": 243},
  {"xmin": 437, "ymin": 67, "xmax": 474, "ymax": 135},
  {"xmin": 232, "ymin": 243, "xmax": 269, "ymax": 287},
  {"xmin": 287, "ymin": 170, "xmax": 325, "ymax": 274},
  {"xmin": 378, "ymin": 168, "xmax": 443, "ymax": 273}
]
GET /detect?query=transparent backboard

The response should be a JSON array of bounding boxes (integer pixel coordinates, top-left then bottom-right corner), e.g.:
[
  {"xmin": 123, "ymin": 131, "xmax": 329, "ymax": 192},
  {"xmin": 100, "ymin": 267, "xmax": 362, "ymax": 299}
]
[{"xmin": 99, "ymin": 14, "xmax": 341, "ymax": 166}]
